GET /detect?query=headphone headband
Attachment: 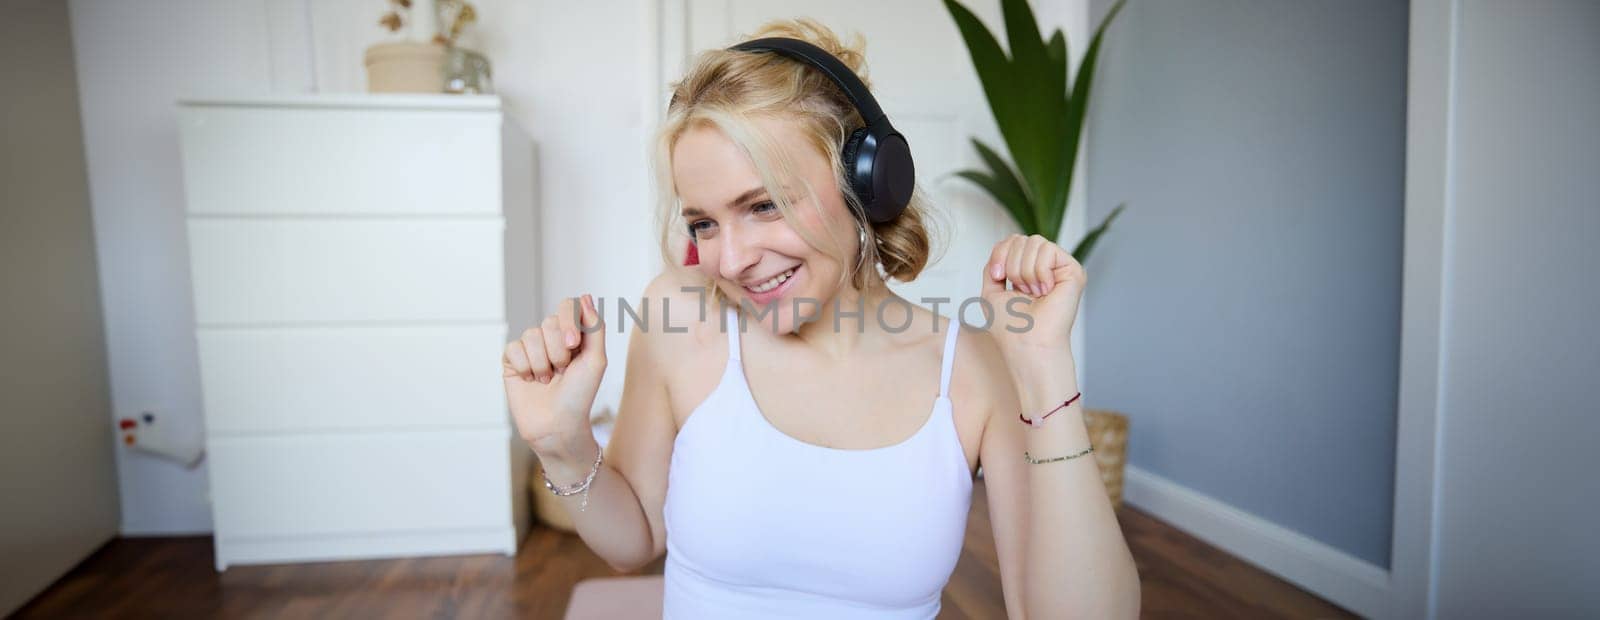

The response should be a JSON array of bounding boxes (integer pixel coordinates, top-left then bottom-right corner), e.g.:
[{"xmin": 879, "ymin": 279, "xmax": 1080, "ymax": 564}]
[
  {"xmin": 671, "ymin": 35, "xmax": 916, "ymax": 224},
  {"xmin": 730, "ymin": 38, "xmax": 888, "ymax": 128}
]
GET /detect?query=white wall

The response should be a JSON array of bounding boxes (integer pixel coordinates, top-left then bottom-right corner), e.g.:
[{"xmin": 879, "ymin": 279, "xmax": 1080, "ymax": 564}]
[
  {"xmin": 1, "ymin": 0, "xmax": 122, "ymax": 613},
  {"xmin": 1428, "ymin": 0, "xmax": 1599, "ymax": 616},
  {"xmin": 1373, "ymin": 0, "xmax": 1599, "ymax": 616},
  {"xmin": 69, "ymin": 0, "xmax": 657, "ymax": 534}
]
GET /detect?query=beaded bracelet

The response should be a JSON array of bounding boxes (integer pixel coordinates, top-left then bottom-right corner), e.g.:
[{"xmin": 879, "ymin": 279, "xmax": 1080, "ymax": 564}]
[
  {"xmin": 1019, "ymin": 391, "xmax": 1082, "ymax": 427},
  {"xmin": 1025, "ymin": 446, "xmax": 1094, "ymax": 465},
  {"xmin": 542, "ymin": 446, "xmax": 604, "ymax": 512}
]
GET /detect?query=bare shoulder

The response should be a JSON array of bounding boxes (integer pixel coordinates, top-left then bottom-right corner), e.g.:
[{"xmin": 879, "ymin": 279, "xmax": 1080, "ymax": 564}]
[
  {"xmin": 894, "ymin": 302, "xmax": 1011, "ymax": 391},
  {"xmin": 634, "ymin": 269, "xmax": 722, "ymax": 360},
  {"xmin": 935, "ymin": 313, "xmax": 1018, "ymax": 471},
  {"xmin": 948, "ymin": 319, "xmax": 1020, "ymax": 418},
  {"xmin": 636, "ymin": 270, "xmax": 731, "ymax": 430}
]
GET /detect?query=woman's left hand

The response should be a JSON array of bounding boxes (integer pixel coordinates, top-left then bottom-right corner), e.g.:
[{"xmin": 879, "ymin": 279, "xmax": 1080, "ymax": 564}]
[{"xmin": 980, "ymin": 234, "xmax": 1086, "ymax": 364}]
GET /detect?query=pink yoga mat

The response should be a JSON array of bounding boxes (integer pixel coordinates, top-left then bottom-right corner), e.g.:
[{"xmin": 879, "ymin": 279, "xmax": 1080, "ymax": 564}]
[{"xmin": 564, "ymin": 576, "xmax": 665, "ymax": 620}]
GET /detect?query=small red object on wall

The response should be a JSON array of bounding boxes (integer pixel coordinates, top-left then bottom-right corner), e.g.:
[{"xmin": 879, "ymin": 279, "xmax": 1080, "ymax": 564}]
[{"xmin": 684, "ymin": 242, "xmax": 699, "ymax": 266}]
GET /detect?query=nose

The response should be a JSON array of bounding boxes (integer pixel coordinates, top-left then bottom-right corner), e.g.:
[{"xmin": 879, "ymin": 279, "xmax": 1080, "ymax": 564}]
[{"xmin": 717, "ymin": 226, "xmax": 761, "ymax": 283}]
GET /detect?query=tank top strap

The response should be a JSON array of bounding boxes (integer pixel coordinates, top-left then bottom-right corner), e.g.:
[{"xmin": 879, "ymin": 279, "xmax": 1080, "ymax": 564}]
[
  {"xmin": 938, "ymin": 317, "xmax": 960, "ymax": 399},
  {"xmin": 724, "ymin": 304, "xmax": 741, "ymax": 361}
]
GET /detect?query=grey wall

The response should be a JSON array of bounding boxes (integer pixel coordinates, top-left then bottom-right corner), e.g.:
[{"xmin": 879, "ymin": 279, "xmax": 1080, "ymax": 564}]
[
  {"xmin": 1433, "ymin": 1, "xmax": 1600, "ymax": 615},
  {"xmin": 0, "ymin": 0, "xmax": 122, "ymax": 614},
  {"xmin": 1084, "ymin": 0, "xmax": 1408, "ymax": 567}
]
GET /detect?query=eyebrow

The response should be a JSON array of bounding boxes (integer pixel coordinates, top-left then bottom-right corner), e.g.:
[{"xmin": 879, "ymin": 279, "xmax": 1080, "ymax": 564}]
[{"xmin": 681, "ymin": 187, "xmax": 768, "ymax": 217}]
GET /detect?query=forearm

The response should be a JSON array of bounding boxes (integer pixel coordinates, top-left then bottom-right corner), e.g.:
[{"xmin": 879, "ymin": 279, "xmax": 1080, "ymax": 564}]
[
  {"xmin": 538, "ymin": 434, "xmax": 659, "ymax": 572},
  {"xmin": 1012, "ymin": 350, "xmax": 1141, "ymax": 619}
]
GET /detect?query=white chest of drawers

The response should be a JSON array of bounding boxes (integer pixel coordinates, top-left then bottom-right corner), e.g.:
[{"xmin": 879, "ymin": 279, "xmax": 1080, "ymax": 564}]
[{"xmin": 177, "ymin": 95, "xmax": 538, "ymax": 570}]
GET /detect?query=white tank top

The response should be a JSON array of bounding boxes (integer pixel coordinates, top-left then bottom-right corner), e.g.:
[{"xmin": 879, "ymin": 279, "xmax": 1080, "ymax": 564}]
[{"xmin": 662, "ymin": 305, "xmax": 973, "ymax": 619}]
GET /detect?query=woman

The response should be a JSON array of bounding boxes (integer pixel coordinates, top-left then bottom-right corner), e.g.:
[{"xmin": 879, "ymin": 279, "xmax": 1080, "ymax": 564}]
[{"xmin": 502, "ymin": 18, "xmax": 1138, "ymax": 619}]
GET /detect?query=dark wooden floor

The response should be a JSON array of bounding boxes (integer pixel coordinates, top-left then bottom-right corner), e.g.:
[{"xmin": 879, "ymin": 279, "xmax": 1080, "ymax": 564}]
[{"xmin": 15, "ymin": 481, "xmax": 1353, "ymax": 619}]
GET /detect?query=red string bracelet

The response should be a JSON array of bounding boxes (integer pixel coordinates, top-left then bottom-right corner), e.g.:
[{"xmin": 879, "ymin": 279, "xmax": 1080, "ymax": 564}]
[{"xmin": 1019, "ymin": 392, "xmax": 1082, "ymax": 427}]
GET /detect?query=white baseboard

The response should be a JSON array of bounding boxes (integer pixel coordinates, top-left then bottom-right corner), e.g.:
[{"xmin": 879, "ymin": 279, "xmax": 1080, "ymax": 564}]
[
  {"xmin": 120, "ymin": 524, "xmax": 213, "ymax": 537},
  {"xmin": 1123, "ymin": 466, "xmax": 1391, "ymax": 619}
]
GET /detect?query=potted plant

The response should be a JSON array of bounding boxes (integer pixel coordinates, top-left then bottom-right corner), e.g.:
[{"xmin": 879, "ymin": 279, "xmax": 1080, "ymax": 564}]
[{"xmin": 945, "ymin": 0, "xmax": 1130, "ymax": 507}]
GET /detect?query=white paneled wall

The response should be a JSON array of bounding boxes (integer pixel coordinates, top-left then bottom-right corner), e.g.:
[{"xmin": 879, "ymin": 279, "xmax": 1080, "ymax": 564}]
[
  {"xmin": 71, "ymin": 0, "xmax": 657, "ymax": 534},
  {"xmin": 71, "ymin": 0, "xmax": 276, "ymax": 535}
]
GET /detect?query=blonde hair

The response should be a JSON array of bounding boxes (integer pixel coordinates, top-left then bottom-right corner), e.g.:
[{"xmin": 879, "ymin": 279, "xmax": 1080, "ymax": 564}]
[{"xmin": 653, "ymin": 18, "xmax": 938, "ymax": 307}]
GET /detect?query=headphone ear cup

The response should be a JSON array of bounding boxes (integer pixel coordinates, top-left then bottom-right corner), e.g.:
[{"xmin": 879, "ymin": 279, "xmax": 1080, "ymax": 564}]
[
  {"xmin": 868, "ymin": 130, "xmax": 914, "ymax": 222},
  {"xmin": 841, "ymin": 127, "xmax": 872, "ymax": 212}
]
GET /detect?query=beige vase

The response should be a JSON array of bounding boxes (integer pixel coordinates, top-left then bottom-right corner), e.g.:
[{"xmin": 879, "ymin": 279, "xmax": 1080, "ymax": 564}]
[{"xmin": 363, "ymin": 42, "xmax": 446, "ymax": 93}]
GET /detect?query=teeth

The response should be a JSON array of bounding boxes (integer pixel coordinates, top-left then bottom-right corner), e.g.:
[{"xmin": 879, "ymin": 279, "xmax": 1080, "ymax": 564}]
[{"xmin": 748, "ymin": 268, "xmax": 796, "ymax": 293}]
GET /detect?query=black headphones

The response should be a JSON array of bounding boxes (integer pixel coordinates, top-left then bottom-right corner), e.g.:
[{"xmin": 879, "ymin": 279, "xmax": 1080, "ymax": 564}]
[{"xmin": 716, "ymin": 37, "xmax": 917, "ymax": 224}]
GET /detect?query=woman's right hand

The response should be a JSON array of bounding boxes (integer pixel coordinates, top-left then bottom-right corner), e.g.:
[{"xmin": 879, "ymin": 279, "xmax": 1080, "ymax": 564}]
[{"xmin": 502, "ymin": 294, "xmax": 607, "ymax": 457}]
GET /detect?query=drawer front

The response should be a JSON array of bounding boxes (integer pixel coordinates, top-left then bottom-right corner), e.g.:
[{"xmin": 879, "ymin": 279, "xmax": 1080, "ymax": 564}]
[
  {"xmin": 178, "ymin": 105, "xmax": 502, "ymax": 216},
  {"xmin": 198, "ymin": 324, "xmax": 510, "ymax": 434},
  {"xmin": 187, "ymin": 218, "xmax": 505, "ymax": 324},
  {"xmin": 208, "ymin": 429, "xmax": 512, "ymax": 539}
]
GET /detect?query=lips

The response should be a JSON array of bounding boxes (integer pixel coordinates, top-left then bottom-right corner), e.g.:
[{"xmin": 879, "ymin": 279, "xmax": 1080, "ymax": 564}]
[{"xmin": 743, "ymin": 265, "xmax": 800, "ymax": 306}]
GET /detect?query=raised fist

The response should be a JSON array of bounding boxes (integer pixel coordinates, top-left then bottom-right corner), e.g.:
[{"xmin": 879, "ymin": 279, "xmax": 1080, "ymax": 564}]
[{"xmin": 502, "ymin": 294, "xmax": 607, "ymax": 454}]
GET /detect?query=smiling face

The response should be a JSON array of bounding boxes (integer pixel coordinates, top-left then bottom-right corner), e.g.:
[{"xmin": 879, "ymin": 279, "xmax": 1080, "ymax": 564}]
[{"xmin": 672, "ymin": 116, "xmax": 862, "ymax": 335}]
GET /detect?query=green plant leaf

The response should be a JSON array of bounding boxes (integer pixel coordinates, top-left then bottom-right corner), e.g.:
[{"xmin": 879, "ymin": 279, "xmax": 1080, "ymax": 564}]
[
  {"xmin": 962, "ymin": 137, "xmax": 1039, "ymax": 234},
  {"xmin": 1071, "ymin": 203, "xmax": 1125, "ymax": 265},
  {"xmin": 970, "ymin": 138, "xmax": 1030, "ymax": 196},
  {"xmin": 955, "ymin": 171, "xmax": 1038, "ymax": 236},
  {"xmin": 1051, "ymin": 0, "xmax": 1126, "ymax": 235},
  {"xmin": 997, "ymin": 0, "xmax": 1065, "ymax": 235},
  {"xmin": 1046, "ymin": 29, "xmax": 1068, "ymax": 99},
  {"xmin": 1002, "ymin": 0, "xmax": 1051, "ymax": 74},
  {"xmin": 947, "ymin": 0, "xmax": 1067, "ymax": 237},
  {"xmin": 943, "ymin": 0, "xmax": 1020, "ymax": 132},
  {"xmin": 948, "ymin": 0, "xmax": 1126, "ymax": 253}
]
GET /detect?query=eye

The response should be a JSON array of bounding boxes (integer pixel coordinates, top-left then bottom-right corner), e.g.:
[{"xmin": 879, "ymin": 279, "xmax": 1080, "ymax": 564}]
[
  {"xmin": 687, "ymin": 219, "xmax": 716, "ymax": 239},
  {"xmin": 751, "ymin": 200, "xmax": 779, "ymax": 216}
]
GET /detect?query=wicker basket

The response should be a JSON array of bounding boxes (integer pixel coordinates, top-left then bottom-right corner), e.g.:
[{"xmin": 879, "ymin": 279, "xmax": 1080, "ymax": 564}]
[{"xmin": 1083, "ymin": 408, "xmax": 1130, "ymax": 508}]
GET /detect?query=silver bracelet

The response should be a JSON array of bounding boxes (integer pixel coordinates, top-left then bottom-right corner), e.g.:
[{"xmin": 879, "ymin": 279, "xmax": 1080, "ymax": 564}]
[{"xmin": 542, "ymin": 447, "xmax": 603, "ymax": 511}]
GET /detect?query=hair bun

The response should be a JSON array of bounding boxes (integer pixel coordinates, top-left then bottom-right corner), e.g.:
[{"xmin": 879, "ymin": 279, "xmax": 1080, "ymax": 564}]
[{"xmin": 742, "ymin": 18, "xmax": 872, "ymax": 88}]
